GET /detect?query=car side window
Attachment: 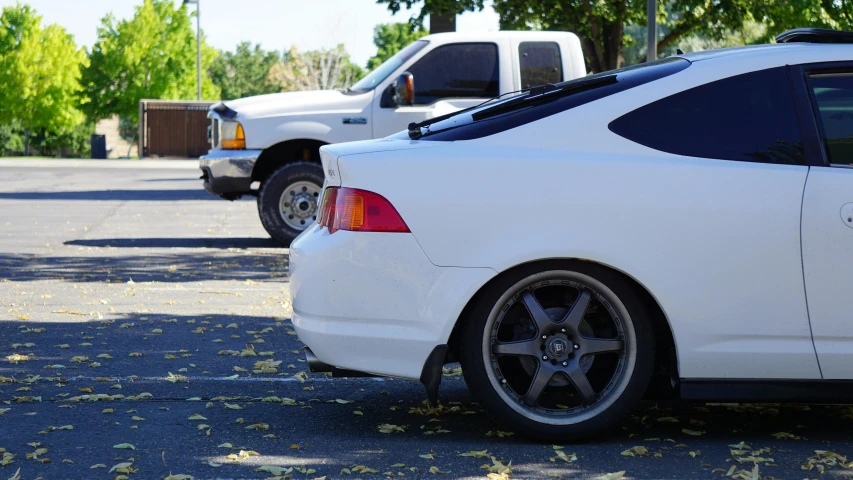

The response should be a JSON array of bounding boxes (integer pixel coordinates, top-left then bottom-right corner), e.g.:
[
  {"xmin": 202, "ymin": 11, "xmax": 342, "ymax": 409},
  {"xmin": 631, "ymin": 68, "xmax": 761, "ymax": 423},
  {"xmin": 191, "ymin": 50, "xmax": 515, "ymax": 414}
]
[
  {"xmin": 406, "ymin": 43, "xmax": 499, "ymax": 105},
  {"xmin": 806, "ymin": 72, "xmax": 853, "ymax": 165},
  {"xmin": 609, "ymin": 67, "xmax": 805, "ymax": 165},
  {"xmin": 519, "ymin": 42, "xmax": 563, "ymax": 89}
]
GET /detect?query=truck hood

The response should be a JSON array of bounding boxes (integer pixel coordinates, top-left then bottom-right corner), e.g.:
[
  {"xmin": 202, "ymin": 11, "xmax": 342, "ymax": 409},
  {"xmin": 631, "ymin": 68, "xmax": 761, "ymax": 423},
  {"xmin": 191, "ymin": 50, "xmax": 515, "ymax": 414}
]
[{"xmin": 225, "ymin": 90, "xmax": 371, "ymax": 120}]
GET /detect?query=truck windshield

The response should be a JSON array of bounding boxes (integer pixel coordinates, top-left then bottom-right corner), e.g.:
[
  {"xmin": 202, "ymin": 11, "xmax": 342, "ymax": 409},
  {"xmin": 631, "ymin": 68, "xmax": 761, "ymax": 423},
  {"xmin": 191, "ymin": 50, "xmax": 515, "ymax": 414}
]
[{"xmin": 349, "ymin": 40, "xmax": 429, "ymax": 92}]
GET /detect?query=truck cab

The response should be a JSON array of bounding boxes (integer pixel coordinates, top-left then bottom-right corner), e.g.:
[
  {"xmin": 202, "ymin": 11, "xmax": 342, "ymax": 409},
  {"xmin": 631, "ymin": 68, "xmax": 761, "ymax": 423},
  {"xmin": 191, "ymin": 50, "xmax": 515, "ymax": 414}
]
[{"xmin": 200, "ymin": 31, "xmax": 586, "ymax": 244}]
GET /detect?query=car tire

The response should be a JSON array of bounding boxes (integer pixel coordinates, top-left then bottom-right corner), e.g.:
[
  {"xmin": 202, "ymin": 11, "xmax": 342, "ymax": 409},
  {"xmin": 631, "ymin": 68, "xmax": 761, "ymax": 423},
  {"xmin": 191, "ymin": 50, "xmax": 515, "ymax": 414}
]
[
  {"xmin": 459, "ymin": 261, "xmax": 655, "ymax": 441},
  {"xmin": 257, "ymin": 162, "xmax": 325, "ymax": 246}
]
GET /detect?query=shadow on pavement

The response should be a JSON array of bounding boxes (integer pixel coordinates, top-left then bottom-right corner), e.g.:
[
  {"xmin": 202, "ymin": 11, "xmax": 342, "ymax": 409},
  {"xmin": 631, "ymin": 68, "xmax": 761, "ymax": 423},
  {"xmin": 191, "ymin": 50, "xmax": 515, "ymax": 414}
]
[
  {"xmin": 0, "ymin": 252, "xmax": 289, "ymax": 282},
  {"xmin": 66, "ymin": 238, "xmax": 281, "ymax": 249},
  {"xmin": 0, "ymin": 189, "xmax": 213, "ymax": 201}
]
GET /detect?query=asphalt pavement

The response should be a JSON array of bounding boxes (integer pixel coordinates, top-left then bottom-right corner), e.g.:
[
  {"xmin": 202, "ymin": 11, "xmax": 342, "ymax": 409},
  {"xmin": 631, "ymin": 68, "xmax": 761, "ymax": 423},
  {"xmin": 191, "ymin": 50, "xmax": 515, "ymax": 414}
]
[{"xmin": 1, "ymin": 159, "xmax": 852, "ymax": 480}]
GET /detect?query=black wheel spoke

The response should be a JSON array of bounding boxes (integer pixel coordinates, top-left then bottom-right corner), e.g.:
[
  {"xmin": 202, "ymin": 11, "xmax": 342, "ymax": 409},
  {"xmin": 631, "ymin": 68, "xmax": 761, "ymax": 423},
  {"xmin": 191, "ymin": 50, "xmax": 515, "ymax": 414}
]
[
  {"xmin": 566, "ymin": 366, "xmax": 597, "ymax": 404},
  {"xmin": 492, "ymin": 339, "xmax": 539, "ymax": 357},
  {"xmin": 520, "ymin": 291, "xmax": 554, "ymax": 333},
  {"xmin": 522, "ymin": 364, "xmax": 556, "ymax": 407},
  {"xmin": 561, "ymin": 289, "xmax": 591, "ymax": 330},
  {"xmin": 583, "ymin": 338, "xmax": 624, "ymax": 355}
]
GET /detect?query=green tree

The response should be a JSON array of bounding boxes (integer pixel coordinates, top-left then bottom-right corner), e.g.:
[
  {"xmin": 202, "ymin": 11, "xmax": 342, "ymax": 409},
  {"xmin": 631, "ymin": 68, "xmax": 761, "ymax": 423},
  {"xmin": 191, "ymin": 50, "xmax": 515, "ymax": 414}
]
[
  {"xmin": 492, "ymin": 0, "xmax": 758, "ymax": 72},
  {"xmin": 749, "ymin": 0, "xmax": 853, "ymax": 43},
  {"xmin": 81, "ymin": 0, "xmax": 220, "ymax": 125},
  {"xmin": 378, "ymin": 0, "xmax": 853, "ymax": 73},
  {"xmin": 208, "ymin": 42, "xmax": 280, "ymax": 100},
  {"xmin": 367, "ymin": 23, "xmax": 428, "ymax": 70},
  {"xmin": 0, "ymin": 5, "xmax": 87, "ymax": 153},
  {"xmin": 379, "ymin": 0, "xmax": 485, "ymax": 27}
]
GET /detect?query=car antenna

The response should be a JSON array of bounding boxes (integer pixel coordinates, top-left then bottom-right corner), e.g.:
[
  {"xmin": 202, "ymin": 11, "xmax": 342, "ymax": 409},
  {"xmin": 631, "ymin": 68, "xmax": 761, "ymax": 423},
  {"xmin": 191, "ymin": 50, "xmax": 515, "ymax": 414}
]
[{"xmin": 677, "ymin": 48, "xmax": 684, "ymax": 55}]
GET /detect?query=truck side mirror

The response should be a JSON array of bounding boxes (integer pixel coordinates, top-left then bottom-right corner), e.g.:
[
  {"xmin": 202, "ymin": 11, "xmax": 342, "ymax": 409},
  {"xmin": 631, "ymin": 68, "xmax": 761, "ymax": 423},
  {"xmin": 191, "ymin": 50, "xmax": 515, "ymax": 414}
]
[{"xmin": 395, "ymin": 72, "xmax": 414, "ymax": 106}]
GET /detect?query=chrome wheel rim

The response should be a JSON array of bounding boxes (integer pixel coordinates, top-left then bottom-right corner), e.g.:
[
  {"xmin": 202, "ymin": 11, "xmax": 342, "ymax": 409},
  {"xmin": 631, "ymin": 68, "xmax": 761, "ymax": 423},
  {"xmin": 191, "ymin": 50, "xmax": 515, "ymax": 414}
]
[
  {"xmin": 279, "ymin": 181, "xmax": 321, "ymax": 230},
  {"xmin": 482, "ymin": 271, "xmax": 636, "ymax": 425}
]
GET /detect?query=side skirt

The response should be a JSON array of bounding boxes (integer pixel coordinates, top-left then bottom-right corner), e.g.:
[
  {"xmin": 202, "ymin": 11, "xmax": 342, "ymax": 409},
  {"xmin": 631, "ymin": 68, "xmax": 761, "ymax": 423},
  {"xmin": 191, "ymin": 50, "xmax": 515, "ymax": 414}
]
[{"xmin": 680, "ymin": 379, "xmax": 853, "ymax": 403}]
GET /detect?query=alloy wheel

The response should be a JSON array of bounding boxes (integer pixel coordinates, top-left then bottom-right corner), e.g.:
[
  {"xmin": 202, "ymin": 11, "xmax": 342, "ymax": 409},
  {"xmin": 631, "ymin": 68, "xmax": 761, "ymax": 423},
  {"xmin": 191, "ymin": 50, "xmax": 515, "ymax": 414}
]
[{"xmin": 482, "ymin": 271, "xmax": 637, "ymax": 425}]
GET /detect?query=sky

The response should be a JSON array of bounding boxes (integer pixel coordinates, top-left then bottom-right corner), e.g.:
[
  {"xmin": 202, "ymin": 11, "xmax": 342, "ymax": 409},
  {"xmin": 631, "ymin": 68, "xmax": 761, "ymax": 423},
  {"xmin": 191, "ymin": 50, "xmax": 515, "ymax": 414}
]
[{"xmin": 1, "ymin": 0, "xmax": 501, "ymax": 67}]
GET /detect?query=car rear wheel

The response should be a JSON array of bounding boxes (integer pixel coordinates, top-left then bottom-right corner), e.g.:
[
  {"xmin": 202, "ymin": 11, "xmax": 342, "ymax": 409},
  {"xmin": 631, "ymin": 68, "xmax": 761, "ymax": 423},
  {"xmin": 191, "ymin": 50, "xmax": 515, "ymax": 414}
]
[
  {"xmin": 459, "ymin": 262, "xmax": 655, "ymax": 441},
  {"xmin": 257, "ymin": 162, "xmax": 325, "ymax": 246}
]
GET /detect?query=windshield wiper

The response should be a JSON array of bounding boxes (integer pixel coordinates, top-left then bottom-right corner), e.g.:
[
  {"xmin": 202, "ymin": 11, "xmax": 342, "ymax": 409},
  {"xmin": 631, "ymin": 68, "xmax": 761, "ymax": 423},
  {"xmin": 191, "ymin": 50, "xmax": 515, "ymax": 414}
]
[{"xmin": 407, "ymin": 87, "xmax": 533, "ymax": 140}]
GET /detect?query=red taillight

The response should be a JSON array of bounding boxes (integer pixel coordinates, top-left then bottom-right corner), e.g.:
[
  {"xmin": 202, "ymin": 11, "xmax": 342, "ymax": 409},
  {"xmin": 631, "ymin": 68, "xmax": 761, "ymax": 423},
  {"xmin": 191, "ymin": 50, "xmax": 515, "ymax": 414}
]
[{"xmin": 318, "ymin": 187, "xmax": 410, "ymax": 234}]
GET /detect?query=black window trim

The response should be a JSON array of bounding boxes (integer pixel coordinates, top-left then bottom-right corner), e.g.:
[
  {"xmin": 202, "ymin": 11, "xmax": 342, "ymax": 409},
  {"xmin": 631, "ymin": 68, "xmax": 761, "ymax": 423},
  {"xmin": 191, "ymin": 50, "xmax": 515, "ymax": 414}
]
[
  {"xmin": 407, "ymin": 41, "xmax": 501, "ymax": 106},
  {"xmin": 791, "ymin": 61, "xmax": 853, "ymax": 168}
]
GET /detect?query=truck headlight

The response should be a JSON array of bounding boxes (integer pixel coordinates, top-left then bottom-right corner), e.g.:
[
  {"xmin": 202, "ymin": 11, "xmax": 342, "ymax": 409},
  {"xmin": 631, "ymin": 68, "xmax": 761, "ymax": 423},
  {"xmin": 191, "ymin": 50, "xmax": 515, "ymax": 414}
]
[{"xmin": 221, "ymin": 121, "xmax": 245, "ymax": 149}]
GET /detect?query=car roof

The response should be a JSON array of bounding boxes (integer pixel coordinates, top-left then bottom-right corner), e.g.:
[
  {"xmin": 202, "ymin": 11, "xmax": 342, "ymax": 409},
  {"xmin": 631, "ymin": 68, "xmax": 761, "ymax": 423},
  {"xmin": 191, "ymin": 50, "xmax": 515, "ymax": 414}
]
[
  {"xmin": 678, "ymin": 42, "xmax": 853, "ymax": 65},
  {"xmin": 421, "ymin": 30, "xmax": 579, "ymax": 44}
]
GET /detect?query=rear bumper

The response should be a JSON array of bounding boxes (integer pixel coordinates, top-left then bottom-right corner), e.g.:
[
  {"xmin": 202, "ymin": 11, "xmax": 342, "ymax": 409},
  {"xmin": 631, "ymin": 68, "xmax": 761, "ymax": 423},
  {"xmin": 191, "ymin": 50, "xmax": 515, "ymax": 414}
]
[
  {"xmin": 290, "ymin": 224, "xmax": 496, "ymax": 379},
  {"xmin": 199, "ymin": 149, "xmax": 262, "ymax": 199}
]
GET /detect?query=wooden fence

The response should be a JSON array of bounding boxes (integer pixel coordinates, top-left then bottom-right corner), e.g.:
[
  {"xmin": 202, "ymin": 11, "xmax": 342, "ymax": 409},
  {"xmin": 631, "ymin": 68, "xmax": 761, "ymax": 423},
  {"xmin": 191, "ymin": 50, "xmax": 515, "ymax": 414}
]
[{"xmin": 139, "ymin": 100, "xmax": 214, "ymax": 158}]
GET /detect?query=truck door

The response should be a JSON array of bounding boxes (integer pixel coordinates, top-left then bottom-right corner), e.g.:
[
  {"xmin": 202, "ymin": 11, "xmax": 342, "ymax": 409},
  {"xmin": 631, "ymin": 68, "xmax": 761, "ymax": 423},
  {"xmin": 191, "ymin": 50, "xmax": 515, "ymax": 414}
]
[{"xmin": 371, "ymin": 43, "xmax": 501, "ymax": 138}]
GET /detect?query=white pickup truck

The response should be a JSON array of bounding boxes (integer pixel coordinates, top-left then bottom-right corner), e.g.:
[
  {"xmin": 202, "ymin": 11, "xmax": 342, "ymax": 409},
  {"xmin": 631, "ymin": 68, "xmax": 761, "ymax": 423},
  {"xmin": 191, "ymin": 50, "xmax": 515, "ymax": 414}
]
[{"xmin": 200, "ymin": 31, "xmax": 585, "ymax": 244}]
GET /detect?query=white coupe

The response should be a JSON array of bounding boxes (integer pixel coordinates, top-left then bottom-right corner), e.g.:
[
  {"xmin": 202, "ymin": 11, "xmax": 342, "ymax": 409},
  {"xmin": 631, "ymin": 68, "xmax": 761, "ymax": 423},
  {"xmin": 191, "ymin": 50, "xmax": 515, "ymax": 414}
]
[{"xmin": 291, "ymin": 28, "xmax": 853, "ymax": 440}]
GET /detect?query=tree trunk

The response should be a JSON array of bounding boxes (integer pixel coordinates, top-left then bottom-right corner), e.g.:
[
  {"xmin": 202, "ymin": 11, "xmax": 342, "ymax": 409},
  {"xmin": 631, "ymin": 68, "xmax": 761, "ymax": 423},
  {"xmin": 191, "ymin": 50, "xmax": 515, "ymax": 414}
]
[
  {"xmin": 603, "ymin": 21, "xmax": 625, "ymax": 70},
  {"xmin": 23, "ymin": 129, "xmax": 30, "ymax": 156}
]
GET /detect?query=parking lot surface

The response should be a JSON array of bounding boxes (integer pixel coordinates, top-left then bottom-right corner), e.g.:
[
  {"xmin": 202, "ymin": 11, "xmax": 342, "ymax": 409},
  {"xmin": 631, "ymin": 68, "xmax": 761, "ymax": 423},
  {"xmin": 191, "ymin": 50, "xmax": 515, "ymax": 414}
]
[{"xmin": 1, "ymin": 159, "xmax": 852, "ymax": 480}]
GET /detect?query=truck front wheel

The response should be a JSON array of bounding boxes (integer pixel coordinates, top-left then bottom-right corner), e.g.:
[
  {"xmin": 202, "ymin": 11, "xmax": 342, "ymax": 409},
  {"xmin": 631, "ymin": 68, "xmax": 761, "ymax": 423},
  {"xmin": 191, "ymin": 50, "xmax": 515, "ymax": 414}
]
[{"xmin": 257, "ymin": 162, "xmax": 325, "ymax": 245}]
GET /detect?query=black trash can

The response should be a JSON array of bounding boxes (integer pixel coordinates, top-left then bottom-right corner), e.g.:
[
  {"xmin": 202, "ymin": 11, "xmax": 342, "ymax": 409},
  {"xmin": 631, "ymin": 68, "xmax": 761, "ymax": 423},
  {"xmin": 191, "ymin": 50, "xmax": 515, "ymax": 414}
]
[{"xmin": 90, "ymin": 134, "xmax": 107, "ymax": 159}]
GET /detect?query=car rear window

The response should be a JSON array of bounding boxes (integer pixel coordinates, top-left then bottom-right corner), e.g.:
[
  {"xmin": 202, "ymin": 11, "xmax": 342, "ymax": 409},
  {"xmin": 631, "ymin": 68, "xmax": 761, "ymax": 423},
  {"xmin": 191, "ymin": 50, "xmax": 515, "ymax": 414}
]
[
  {"xmin": 609, "ymin": 67, "xmax": 805, "ymax": 165},
  {"xmin": 417, "ymin": 57, "xmax": 691, "ymax": 142}
]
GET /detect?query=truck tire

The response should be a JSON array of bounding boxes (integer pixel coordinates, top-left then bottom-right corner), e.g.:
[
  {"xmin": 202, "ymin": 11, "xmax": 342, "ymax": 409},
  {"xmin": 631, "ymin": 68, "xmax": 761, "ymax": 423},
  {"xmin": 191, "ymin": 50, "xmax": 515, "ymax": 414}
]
[{"xmin": 257, "ymin": 162, "xmax": 325, "ymax": 246}]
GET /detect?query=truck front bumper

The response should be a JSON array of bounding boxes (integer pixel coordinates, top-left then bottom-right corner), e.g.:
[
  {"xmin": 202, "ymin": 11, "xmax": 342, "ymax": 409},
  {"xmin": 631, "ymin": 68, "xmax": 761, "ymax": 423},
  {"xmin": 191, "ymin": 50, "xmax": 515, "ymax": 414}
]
[{"xmin": 199, "ymin": 149, "xmax": 263, "ymax": 199}]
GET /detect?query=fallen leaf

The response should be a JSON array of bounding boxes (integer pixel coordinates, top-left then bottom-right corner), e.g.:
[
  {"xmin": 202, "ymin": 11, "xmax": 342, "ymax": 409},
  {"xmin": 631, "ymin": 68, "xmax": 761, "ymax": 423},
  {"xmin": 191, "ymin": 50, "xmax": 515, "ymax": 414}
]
[
  {"xmin": 460, "ymin": 450, "xmax": 490, "ymax": 458},
  {"xmin": 378, "ymin": 424, "xmax": 406, "ymax": 434},
  {"xmin": 110, "ymin": 462, "xmax": 135, "ymax": 474},
  {"xmin": 164, "ymin": 473, "xmax": 194, "ymax": 480},
  {"xmin": 593, "ymin": 472, "xmax": 626, "ymax": 480},
  {"xmin": 112, "ymin": 443, "xmax": 136, "ymax": 450}
]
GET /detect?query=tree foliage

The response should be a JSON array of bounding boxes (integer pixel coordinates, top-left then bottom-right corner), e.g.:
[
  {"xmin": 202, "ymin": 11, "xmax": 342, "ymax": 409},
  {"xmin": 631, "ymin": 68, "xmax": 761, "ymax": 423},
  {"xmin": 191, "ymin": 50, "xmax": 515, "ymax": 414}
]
[
  {"xmin": 81, "ymin": 0, "xmax": 220, "ymax": 124},
  {"xmin": 0, "ymin": 4, "xmax": 87, "ymax": 152},
  {"xmin": 208, "ymin": 42, "xmax": 280, "ymax": 100},
  {"xmin": 367, "ymin": 23, "xmax": 428, "ymax": 70},
  {"xmin": 378, "ymin": 0, "xmax": 853, "ymax": 73},
  {"xmin": 267, "ymin": 45, "xmax": 365, "ymax": 92},
  {"xmin": 379, "ymin": 0, "xmax": 486, "ymax": 26}
]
